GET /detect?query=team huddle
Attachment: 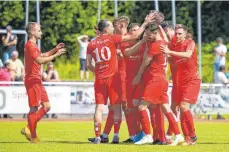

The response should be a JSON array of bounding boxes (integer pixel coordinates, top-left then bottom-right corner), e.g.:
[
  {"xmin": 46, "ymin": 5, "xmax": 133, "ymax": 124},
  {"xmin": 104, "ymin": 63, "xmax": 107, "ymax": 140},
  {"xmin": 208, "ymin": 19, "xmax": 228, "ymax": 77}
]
[
  {"xmin": 86, "ymin": 10, "xmax": 201, "ymax": 145},
  {"xmin": 20, "ymin": 10, "xmax": 200, "ymax": 146}
]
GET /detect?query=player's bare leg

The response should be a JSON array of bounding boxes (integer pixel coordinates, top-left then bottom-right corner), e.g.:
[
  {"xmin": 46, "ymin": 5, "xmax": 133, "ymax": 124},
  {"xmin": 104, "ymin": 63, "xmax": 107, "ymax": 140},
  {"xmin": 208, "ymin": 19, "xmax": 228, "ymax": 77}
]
[
  {"xmin": 93, "ymin": 104, "xmax": 104, "ymax": 144},
  {"xmin": 180, "ymin": 102, "xmax": 197, "ymax": 146},
  {"xmin": 111, "ymin": 104, "xmax": 122, "ymax": 144}
]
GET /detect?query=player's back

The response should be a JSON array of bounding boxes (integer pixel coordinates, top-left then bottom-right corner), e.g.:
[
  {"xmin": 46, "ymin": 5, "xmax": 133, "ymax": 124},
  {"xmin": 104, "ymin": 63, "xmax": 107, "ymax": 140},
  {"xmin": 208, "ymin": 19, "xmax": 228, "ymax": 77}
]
[
  {"xmin": 24, "ymin": 41, "xmax": 41, "ymax": 80},
  {"xmin": 144, "ymin": 40, "xmax": 168, "ymax": 80},
  {"xmin": 87, "ymin": 34, "xmax": 121, "ymax": 79}
]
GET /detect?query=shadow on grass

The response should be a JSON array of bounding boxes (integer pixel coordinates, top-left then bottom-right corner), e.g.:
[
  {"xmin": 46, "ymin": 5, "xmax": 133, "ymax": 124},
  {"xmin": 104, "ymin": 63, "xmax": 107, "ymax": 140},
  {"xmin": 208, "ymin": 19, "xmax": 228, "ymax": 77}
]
[
  {"xmin": 45, "ymin": 141, "xmax": 91, "ymax": 144},
  {"xmin": 0, "ymin": 141, "xmax": 29, "ymax": 144},
  {"xmin": 198, "ymin": 142, "xmax": 229, "ymax": 145}
]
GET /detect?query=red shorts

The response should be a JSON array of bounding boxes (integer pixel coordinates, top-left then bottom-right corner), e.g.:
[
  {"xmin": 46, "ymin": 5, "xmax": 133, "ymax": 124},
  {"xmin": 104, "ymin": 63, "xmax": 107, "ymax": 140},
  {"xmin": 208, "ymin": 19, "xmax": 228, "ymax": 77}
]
[
  {"xmin": 142, "ymin": 80, "xmax": 168, "ymax": 104},
  {"xmin": 25, "ymin": 79, "xmax": 49, "ymax": 108},
  {"xmin": 126, "ymin": 77, "xmax": 144, "ymax": 107},
  {"xmin": 176, "ymin": 78, "xmax": 201, "ymax": 104},
  {"xmin": 94, "ymin": 75, "xmax": 121, "ymax": 105}
]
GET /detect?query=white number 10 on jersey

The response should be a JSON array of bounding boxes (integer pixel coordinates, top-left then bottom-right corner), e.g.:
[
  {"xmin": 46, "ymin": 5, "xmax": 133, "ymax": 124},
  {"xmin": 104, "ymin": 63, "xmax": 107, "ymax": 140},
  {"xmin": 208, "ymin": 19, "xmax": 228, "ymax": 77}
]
[{"xmin": 93, "ymin": 46, "xmax": 111, "ymax": 63}]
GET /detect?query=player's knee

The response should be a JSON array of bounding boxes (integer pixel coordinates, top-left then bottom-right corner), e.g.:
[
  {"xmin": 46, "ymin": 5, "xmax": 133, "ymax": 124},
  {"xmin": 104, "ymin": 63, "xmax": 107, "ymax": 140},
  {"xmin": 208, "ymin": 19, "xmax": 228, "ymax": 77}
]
[
  {"xmin": 41, "ymin": 102, "xmax": 51, "ymax": 112},
  {"xmin": 180, "ymin": 102, "xmax": 189, "ymax": 112},
  {"xmin": 138, "ymin": 104, "xmax": 147, "ymax": 111}
]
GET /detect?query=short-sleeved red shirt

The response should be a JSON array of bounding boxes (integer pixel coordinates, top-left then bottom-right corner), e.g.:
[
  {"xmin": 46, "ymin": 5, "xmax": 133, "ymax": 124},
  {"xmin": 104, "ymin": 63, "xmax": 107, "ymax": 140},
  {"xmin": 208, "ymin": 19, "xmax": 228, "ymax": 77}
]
[
  {"xmin": 24, "ymin": 40, "xmax": 41, "ymax": 80},
  {"xmin": 170, "ymin": 39, "xmax": 199, "ymax": 81},
  {"xmin": 87, "ymin": 34, "xmax": 122, "ymax": 79}
]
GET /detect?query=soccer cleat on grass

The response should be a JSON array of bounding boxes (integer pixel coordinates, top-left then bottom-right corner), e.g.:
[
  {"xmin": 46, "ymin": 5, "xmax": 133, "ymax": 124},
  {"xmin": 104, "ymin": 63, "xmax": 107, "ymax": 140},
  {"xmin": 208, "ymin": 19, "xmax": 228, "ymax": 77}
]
[
  {"xmin": 134, "ymin": 135, "xmax": 153, "ymax": 145},
  {"xmin": 111, "ymin": 136, "xmax": 119, "ymax": 144},
  {"xmin": 152, "ymin": 139, "xmax": 160, "ymax": 145},
  {"xmin": 21, "ymin": 126, "xmax": 32, "ymax": 141},
  {"xmin": 165, "ymin": 134, "xmax": 172, "ymax": 144},
  {"xmin": 133, "ymin": 131, "xmax": 145, "ymax": 143},
  {"xmin": 122, "ymin": 138, "xmax": 133, "ymax": 143},
  {"xmin": 182, "ymin": 136, "xmax": 197, "ymax": 146},
  {"xmin": 170, "ymin": 134, "xmax": 184, "ymax": 146},
  {"xmin": 30, "ymin": 137, "xmax": 40, "ymax": 144},
  {"xmin": 93, "ymin": 137, "xmax": 101, "ymax": 144},
  {"xmin": 154, "ymin": 141, "xmax": 167, "ymax": 145},
  {"xmin": 88, "ymin": 135, "xmax": 109, "ymax": 143}
]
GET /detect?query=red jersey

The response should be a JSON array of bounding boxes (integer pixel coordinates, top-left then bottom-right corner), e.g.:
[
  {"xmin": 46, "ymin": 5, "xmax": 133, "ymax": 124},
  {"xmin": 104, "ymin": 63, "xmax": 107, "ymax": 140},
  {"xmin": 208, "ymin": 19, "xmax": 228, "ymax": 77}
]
[
  {"xmin": 87, "ymin": 34, "xmax": 122, "ymax": 79},
  {"xmin": 24, "ymin": 41, "xmax": 41, "ymax": 80},
  {"xmin": 125, "ymin": 42, "xmax": 146, "ymax": 77},
  {"xmin": 174, "ymin": 39, "xmax": 199, "ymax": 81},
  {"xmin": 144, "ymin": 40, "xmax": 168, "ymax": 81}
]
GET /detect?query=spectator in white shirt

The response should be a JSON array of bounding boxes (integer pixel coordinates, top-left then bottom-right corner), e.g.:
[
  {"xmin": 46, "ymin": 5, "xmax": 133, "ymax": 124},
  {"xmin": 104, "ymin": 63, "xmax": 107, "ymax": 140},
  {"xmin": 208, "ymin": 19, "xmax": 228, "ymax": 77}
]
[
  {"xmin": 77, "ymin": 35, "xmax": 89, "ymax": 80},
  {"xmin": 214, "ymin": 65, "xmax": 228, "ymax": 84},
  {"xmin": 214, "ymin": 37, "xmax": 227, "ymax": 72}
]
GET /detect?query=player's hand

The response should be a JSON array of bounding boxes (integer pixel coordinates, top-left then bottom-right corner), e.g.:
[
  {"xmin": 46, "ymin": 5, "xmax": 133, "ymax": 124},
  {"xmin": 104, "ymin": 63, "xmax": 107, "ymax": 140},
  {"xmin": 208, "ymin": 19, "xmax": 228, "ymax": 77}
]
[
  {"xmin": 144, "ymin": 13, "xmax": 156, "ymax": 24},
  {"xmin": 132, "ymin": 74, "xmax": 141, "ymax": 85},
  {"xmin": 56, "ymin": 43, "xmax": 65, "ymax": 49},
  {"xmin": 160, "ymin": 45, "xmax": 170, "ymax": 54},
  {"xmin": 117, "ymin": 49, "xmax": 123, "ymax": 59},
  {"xmin": 55, "ymin": 48, "xmax": 66, "ymax": 57}
]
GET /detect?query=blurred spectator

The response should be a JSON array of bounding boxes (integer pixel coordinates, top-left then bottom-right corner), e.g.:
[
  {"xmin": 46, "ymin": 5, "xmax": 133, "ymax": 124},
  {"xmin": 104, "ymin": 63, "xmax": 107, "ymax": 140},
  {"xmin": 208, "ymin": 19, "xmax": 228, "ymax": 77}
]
[
  {"xmin": 77, "ymin": 35, "xmax": 89, "ymax": 80},
  {"xmin": 7, "ymin": 51, "xmax": 25, "ymax": 81},
  {"xmin": 1, "ymin": 25, "xmax": 18, "ymax": 64},
  {"xmin": 0, "ymin": 61, "xmax": 12, "ymax": 118},
  {"xmin": 213, "ymin": 37, "xmax": 227, "ymax": 72},
  {"xmin": 0, "ymin": 61, "xmax": 11, "ymax": 85},
  {"xmin": 214, "ymin": 65, "xmax": 228, "ymax": 84},
  {"xmin": 42, "ymin": 62, "xmax": 60, "ymax": 82}
]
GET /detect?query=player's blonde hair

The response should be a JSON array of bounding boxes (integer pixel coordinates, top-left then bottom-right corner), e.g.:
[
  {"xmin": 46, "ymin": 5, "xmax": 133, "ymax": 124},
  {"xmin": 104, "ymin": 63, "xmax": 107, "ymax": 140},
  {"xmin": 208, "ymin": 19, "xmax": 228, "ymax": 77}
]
[{"xmin": 25, "ymin": 22, "xmax": 38, "ymax": 36}]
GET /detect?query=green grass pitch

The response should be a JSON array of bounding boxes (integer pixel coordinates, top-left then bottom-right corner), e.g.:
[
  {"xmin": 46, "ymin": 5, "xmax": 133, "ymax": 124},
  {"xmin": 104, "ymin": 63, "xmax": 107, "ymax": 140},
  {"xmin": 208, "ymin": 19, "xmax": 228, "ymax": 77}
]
[{"xmin": 0, "ymin": 121, "xmax": 228, "ymax": 152}]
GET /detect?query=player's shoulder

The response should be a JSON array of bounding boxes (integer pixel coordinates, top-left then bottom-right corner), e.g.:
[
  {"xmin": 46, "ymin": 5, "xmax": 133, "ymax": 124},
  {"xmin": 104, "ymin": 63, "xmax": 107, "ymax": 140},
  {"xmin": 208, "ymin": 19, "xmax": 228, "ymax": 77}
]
[{"xmin": 185, "ymin": 39, "xmax": 195, "ymax": 45}]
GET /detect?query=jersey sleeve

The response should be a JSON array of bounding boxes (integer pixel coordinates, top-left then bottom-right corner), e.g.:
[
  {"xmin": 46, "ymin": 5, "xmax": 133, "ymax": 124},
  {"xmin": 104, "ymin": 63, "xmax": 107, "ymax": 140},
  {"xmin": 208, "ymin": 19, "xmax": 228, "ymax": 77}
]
[
  {"xmin": 111, "ymin": 34, "xmax": 122, "ymax": 45},
  {"xmin": 186, "ymin": 40, "xmax": 195, "ymax": 52}
]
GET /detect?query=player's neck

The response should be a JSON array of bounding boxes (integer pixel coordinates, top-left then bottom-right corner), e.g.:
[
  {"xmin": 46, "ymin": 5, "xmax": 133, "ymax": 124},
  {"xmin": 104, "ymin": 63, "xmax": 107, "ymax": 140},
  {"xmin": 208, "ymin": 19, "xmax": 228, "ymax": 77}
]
[
  {"xmin": 121, "ymin": 29, "xmax": 127, "ymax": 35},
  {"xmin": 29, "ymin": 37, "xmax": 37, "ymax": 44}
]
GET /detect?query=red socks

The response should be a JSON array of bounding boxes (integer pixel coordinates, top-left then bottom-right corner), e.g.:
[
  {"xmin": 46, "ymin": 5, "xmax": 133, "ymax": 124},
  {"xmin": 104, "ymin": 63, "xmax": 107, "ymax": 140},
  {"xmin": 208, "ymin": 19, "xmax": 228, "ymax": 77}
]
[
  {"xmin": 182, "ymin": 110, "xmax": 196, "ymax": 137},
  {"xmin": 139, "ymin": 110, "xmax": 151, "ymax": 135},
  {"xmin": 103, "ymin": 110, "xmax": 114, "ymax": 135}
]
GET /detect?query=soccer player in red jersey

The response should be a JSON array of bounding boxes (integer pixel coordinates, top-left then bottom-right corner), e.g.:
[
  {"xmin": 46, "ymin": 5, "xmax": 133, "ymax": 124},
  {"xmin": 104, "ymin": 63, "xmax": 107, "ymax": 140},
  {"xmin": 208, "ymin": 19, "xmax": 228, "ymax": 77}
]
[
  {"xmin": 161, "ymin": 24, "xmax": 201, "ymax": 145},
  {"xmin": 132, "ymin": 23, "xmax": 183, "ymax": 145},
  {"xmin": 21, "ymin": 22, "xmax": 66, "ymax": 143},
  {"xmin": 86, "ymin": 15, "xmax": 154, "ymax": 144}
]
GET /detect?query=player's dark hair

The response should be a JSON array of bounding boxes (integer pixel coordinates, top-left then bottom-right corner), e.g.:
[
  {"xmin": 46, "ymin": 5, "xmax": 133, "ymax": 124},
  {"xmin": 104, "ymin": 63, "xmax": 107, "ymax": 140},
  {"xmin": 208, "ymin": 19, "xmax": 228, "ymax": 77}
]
[
  {"xmin": 128, "ymin": 23, "xmax": 140, "ymax": 32},
  {"xmin": 146, "ymin": 23, "xmax": 159, "ymax": 32},
  {"xmin": 98, "ymin": 20, "xmax": 110, "ymax": 32}
]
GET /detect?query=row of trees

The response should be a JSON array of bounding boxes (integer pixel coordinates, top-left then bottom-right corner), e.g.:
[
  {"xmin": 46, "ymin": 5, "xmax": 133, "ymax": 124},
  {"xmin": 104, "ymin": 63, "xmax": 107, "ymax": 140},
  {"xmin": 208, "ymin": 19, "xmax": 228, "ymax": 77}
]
[{"xmin": 0, "ymin": 1, "xmax": 228, "ymax": 82}]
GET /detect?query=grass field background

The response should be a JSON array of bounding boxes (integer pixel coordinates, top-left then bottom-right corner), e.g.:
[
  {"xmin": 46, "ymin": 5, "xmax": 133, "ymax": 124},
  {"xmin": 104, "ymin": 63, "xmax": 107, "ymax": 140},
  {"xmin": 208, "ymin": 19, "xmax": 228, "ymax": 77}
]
[{"xmin": 0, "ymin": 121, "xmax": 228, "ymax": 152}]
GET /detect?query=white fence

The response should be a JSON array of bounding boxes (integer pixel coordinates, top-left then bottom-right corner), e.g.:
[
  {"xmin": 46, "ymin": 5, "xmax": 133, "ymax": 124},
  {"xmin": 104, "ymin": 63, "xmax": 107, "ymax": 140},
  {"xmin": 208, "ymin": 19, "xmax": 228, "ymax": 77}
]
[{"xmin": 0, "ymin": 82, "xmax": 229, "ymax": 115}]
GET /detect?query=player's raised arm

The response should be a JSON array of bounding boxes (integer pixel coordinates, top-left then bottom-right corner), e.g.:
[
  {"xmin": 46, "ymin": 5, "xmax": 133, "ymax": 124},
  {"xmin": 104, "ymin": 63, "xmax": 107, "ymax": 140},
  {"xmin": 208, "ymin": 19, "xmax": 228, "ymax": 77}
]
[
  {"xmin": 123, "ymin": 40, "xmax": 145, "ymax": 57},
  {"xmin": 121, "ymin": 14, "xmax": 155, "ymax": 42},
  {"xmin": 35, "ymin": 48, "xmax": 66, "ymax": 64},
  {"xmin": 42, "ymin": 43, "xmax": 65, "ymax": 57}
]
